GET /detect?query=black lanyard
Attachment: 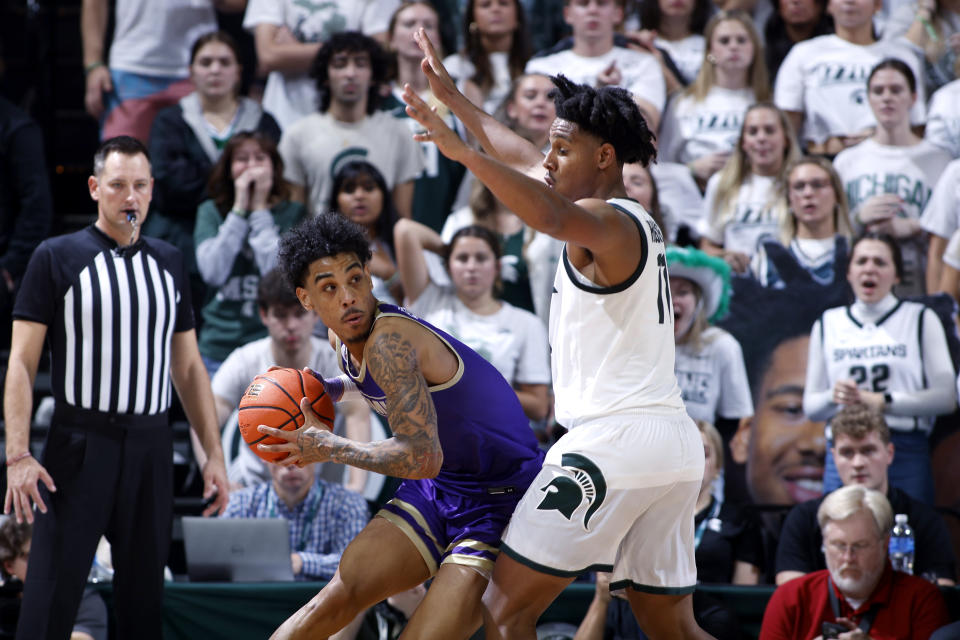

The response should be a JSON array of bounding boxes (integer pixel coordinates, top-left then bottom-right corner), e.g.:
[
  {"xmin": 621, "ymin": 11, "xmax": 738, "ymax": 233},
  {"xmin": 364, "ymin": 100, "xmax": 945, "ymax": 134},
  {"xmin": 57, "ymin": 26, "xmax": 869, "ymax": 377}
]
[{"xmin": 829, "ymin": 579, "xmax": 881, "ymax": 633}]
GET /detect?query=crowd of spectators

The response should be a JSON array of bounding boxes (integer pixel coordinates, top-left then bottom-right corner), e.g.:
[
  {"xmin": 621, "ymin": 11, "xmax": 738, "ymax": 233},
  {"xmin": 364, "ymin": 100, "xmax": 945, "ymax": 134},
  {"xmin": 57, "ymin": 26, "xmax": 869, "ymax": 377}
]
[{"xmin": 6, "ymin": 0, "xmax": 960, "ymax": 636}]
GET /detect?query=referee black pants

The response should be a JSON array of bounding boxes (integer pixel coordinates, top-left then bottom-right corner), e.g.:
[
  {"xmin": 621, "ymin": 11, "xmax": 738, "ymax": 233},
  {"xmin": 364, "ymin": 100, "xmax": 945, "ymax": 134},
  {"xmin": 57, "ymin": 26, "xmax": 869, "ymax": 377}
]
[{"xmin": 17, "ymin": 408, "xmax": 172, "ymax": 640}]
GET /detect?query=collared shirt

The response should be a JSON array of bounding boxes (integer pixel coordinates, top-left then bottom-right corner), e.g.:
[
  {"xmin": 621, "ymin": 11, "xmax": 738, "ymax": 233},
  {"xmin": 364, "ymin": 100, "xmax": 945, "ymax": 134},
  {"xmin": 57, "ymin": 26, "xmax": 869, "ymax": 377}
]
[
  {"xmin": 760, "ymin": 564, "xmax": 949, "ymax": 640},
  {"xmin": 222, "ymin": 479, "xmax": 369, "ymax": 580}
]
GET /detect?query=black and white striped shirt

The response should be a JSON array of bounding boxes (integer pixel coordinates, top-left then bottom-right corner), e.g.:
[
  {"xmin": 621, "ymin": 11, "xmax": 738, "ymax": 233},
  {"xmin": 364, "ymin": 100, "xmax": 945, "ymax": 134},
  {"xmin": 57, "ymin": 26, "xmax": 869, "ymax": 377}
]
[{"xmin": 14, "ymin": 225, "xmax": 193, "ymax": 416}]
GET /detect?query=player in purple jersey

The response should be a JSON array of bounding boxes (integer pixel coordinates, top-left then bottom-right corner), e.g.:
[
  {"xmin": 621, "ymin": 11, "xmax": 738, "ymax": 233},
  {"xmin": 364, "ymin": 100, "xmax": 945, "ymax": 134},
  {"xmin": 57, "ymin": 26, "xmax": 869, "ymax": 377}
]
[{"xmin": 259, "ymin": 213, "xmax": 544, "ymax": 640}]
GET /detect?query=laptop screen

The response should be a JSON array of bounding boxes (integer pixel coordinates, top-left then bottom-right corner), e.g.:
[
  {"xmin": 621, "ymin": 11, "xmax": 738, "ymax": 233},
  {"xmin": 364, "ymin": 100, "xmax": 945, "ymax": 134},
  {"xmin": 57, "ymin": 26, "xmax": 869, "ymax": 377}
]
[{"xmin": 182, "ymin": 517, "xmax": 295, "ymax": 582}]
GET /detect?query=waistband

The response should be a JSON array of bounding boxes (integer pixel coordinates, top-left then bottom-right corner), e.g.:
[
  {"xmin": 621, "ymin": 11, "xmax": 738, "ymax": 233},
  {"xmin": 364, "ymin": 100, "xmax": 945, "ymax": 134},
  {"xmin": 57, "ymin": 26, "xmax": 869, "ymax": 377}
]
[{"xmin": 53, "ymin": 403, "xmax": 169, "ymax": 436}]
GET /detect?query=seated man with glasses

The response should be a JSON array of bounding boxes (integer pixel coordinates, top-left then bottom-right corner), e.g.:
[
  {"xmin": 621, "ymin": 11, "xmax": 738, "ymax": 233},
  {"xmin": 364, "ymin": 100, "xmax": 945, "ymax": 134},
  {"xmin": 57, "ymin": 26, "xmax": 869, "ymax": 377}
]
[{"xmin": 760, "ymin": 484, "xmax": 949, "ymax": 639}]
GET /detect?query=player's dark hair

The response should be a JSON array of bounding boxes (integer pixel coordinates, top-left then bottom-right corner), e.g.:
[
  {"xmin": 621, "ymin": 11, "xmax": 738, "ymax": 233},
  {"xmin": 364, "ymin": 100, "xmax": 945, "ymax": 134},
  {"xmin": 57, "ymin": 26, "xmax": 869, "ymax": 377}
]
[
  {"xmin": 312, "ymin": 31, "xmax": 389, "ymax": 114},
  {"xmin": 257, "ymin": 268, "xmax": 301, "ymax": 311},
  {"xmin": 849, "ymin": 231, "xmax": 904, "ymax": 280},
  {"xmin": 329, "ymin": 160, "xmax": 398, "ymax": 254},
  {"xmin": 0, "ymin": 519, "xmax": 30, "ymax": 580},
  {"xmin": 93, "ymin": 136, "xmax": 150, "ymax": 176},
  {"xmin": 868, "ymin": 57, "xmax": 917, "ymax": 94},
  {"xmin": 549, "ymin": 74, "xmax": 657, "ymax": 166},
  {"xmin": 278, "ymin": 214, "xmax": 373, "ymax": 289}
]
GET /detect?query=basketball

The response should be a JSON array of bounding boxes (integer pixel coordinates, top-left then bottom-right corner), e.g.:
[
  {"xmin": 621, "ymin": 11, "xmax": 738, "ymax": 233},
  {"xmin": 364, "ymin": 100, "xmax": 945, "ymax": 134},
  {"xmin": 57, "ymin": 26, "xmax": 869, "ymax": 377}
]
[{"xmin": 238, "ymin": 368, "xmax": 336, "ymax": 463}]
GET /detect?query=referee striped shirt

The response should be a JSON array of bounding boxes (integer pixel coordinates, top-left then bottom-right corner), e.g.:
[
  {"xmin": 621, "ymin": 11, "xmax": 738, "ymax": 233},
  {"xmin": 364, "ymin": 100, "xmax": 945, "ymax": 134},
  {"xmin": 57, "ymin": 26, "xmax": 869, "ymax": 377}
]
[{"xmin": 13, "ymin": 225, "xmax": 194, "ymax": 416}]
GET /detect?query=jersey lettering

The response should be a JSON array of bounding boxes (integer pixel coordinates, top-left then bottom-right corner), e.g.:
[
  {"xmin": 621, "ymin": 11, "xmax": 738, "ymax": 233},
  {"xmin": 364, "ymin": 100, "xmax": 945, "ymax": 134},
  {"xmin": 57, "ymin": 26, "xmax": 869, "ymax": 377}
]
[
  {"xmin": 810, "ymin": 62, "xmax": 870, "ymax": 85},
  {"xmin": 832, "ymin": 344, "xmax": 908, "ymax": 361}
]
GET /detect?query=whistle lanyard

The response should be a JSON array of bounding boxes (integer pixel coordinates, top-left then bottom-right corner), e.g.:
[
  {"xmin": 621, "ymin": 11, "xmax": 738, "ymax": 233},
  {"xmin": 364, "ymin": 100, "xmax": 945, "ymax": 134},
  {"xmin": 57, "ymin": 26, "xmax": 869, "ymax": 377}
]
[{"xmin": 267, "ymin": 486, "xmax": 322, "ymax": 553}]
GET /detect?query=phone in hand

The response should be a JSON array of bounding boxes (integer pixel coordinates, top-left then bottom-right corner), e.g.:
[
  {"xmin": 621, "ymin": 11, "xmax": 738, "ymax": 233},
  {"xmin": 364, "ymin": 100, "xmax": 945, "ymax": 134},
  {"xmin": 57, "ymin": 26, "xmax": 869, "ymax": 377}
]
[{"xmin": 822, "ymin": 621, "xmax": 847, "ymax": 639}]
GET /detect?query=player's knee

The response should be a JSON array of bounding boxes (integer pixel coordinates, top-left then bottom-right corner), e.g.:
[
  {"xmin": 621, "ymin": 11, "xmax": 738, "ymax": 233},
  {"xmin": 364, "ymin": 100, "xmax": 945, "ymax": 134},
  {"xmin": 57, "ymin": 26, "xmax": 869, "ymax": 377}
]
[
  {"xmin": 325, "ymin": 571, "xmax": 388, "ymax": 615},
  {"xmin": 482, "ymin": 587, "xmax": 534, "ymax": 631}
]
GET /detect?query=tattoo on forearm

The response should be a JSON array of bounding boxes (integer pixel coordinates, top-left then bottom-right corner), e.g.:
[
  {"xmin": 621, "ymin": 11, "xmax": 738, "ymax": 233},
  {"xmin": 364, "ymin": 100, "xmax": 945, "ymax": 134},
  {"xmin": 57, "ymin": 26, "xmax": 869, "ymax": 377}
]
[{"xmin": 319, "ymin": 329, "xmax": 442, "ymax": 478}]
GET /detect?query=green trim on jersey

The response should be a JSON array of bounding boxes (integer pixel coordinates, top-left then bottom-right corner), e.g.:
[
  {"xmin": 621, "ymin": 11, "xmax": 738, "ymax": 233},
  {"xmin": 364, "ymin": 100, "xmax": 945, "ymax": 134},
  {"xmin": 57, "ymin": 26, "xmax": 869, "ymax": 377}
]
[
  {"xmin": 500, "ymin": 543, "xmax": 614, "ymax": 577},
  {"xmin": 609, "ymin": 579, "xmax": 697, "ymax": 595},
  {"xmin": 561, "ymin": 200, "xmax": 650, "ymax": 295}
]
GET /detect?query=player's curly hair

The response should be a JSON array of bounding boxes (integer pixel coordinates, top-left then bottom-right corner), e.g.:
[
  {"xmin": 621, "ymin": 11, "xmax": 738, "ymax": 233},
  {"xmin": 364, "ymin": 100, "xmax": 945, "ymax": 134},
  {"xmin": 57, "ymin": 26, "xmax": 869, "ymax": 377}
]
[
  {"xmin": 549, "ymin": 75, "xmax": 657, "ymax": 167},
  {"xmin": 278, "ymin": 214, "xmax": 373, "ymax": 289}
]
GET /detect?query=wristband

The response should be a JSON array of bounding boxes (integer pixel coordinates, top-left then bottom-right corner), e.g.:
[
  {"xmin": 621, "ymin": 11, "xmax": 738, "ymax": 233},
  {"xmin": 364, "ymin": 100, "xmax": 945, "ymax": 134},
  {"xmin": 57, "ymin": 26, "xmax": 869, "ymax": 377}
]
[
  {"xmin": 84, "ymin": 61, "xmax": 105, "ymax": 75},
  {"xmin": 323, "ymin": 376, "xmax": 346, "ymax": 403},
  {"xmin": 883, "ymin": 392, "xmax": 893, "ymax": 406},
  {"xmin": 5, "ymin": 452, "xmax": 32, "ymax": 467},
  {"xmin": 312, "ymin": 373, "xmax": 359, "ymax": 403}
]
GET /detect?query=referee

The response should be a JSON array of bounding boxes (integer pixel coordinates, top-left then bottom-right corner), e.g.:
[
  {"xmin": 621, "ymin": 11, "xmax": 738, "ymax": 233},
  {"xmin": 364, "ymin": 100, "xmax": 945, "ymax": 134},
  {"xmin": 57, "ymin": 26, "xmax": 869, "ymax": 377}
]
[{"xmin": 2, "ymin": 136, "xmax": 230, "ymax": 639}]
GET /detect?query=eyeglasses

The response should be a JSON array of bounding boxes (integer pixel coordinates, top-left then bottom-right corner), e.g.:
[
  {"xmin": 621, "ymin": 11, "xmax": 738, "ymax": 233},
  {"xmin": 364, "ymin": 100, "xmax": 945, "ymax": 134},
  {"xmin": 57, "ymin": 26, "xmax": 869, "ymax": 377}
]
[
  {"xmin": 825, "ymin": 539, "xmax": 878, "ymax": 556},
  {"xmin": 790, "ymin": 179, "xmax": 831, "ymax": 192}
]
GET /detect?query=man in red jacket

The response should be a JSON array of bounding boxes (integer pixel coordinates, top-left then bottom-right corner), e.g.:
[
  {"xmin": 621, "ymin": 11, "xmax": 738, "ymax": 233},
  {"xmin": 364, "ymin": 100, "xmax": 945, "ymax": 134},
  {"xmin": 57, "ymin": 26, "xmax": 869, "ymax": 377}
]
[{"xmin": 760, "ymin": 484, "xmax": 949, "ymax": 640}]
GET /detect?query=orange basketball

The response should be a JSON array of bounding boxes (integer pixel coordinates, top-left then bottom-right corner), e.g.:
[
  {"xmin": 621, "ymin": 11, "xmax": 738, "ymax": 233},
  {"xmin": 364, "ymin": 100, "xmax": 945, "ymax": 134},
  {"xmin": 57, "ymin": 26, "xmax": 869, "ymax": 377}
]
[{"xmin": 238, "ymin": 368, "xmax": 335, "ymax": 463}]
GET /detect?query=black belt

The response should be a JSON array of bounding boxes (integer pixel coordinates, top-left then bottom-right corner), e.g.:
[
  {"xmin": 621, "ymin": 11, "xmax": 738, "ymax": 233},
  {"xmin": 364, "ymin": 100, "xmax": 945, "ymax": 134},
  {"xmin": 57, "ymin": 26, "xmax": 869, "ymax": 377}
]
[{"xmin": 53, "ymin": 403, "xmax": 169, "ymax": 440}]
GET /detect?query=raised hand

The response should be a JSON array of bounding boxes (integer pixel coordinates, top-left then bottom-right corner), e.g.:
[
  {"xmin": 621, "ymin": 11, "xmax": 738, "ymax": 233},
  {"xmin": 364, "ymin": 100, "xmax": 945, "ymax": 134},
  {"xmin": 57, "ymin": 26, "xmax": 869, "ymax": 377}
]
[
  {"xmin": 857, "ymin": 193, "xmax": 902, "ymax": 227},
  {"xmin": 233, "ymin": 170, "xmax": 253, "ymax": 213},
  {"xmin": 403, "ymin": 84, "xmax": 470, "ymax": 163},
  {"xmin": 414, "ymin": 28, "xmax": 461, "ymax": 107},
  {"xmin": 597, "ymin": 60, "xmax": 622, "ymax": 88},
  {"xmin": 248, "ymin": 166, "xmax": 273, "ymax": 210}
]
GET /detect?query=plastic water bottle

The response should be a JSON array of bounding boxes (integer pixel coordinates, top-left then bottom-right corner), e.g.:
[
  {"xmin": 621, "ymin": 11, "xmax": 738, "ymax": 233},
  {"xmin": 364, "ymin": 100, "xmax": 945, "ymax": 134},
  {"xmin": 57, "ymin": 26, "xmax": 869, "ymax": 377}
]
[{"xmin": 889, "ymin": 513, "xmax": 915, "ymax": 574}]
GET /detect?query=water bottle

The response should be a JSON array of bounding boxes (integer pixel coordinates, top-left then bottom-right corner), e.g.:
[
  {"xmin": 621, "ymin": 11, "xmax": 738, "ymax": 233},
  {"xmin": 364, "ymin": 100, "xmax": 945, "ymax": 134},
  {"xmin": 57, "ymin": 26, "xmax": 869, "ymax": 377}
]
[{"xmin": 889, "ymin": 513, "xmax": 915, "ymax": 574}]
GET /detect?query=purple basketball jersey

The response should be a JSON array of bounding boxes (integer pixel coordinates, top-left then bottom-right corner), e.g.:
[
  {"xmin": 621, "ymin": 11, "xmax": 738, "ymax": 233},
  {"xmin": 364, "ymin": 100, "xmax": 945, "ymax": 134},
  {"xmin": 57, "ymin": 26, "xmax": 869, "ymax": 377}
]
[{"xmin": 338, "ymin": 302, "xmax": 544, "ymax": 496}]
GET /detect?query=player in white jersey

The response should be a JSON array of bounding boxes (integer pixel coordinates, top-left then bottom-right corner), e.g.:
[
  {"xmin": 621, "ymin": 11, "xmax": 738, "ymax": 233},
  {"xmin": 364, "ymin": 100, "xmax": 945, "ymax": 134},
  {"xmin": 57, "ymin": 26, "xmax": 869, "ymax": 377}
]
[
  {"xmin": 402, "ymin": 28, "xmax": 712, "ymax": 640},
  {"xmin": 803, "ymin": 232, "xmax": 956, "ymax": 504}
]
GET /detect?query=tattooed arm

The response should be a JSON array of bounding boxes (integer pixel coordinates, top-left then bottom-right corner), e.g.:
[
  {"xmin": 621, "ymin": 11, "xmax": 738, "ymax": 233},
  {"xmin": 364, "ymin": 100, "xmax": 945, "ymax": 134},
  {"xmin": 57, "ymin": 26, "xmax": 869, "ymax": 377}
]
[{"xmin": 258, "ymin": 319, "xmax": 445, "ymax": 478}]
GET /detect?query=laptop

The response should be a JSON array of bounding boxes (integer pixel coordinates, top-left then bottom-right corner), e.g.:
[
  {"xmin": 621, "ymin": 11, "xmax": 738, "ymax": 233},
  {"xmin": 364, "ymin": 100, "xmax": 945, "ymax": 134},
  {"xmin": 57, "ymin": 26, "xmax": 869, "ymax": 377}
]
[{"xmin": 182, "ymin": 517, "xmax": 295, "ymax": 582}]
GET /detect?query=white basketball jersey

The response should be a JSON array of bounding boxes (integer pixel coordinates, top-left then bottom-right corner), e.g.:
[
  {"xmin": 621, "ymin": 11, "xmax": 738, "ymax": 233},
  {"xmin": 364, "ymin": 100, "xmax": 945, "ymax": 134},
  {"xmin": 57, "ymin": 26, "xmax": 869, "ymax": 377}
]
[
  {"xmin": 820, "ymin": 301, "xmax": 930, "ymax": 432},
  {"xmin": 550, "ymin": 198, "xmax": 685, "ymax": 429}
]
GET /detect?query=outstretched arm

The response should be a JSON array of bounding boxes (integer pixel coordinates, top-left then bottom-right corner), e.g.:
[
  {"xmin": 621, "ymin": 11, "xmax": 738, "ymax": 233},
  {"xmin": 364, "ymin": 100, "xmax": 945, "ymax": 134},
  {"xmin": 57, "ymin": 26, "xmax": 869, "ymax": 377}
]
[
  {"xmin": 259, "ymin": 320, "xmax": 444, "ymax": 478},
  {"xmin": 414, "ymin": 29, "xmax": 543, "ymax": 176},
  {"xmin": 404, "ymin": 87, "xmax": 639, "ymax": 269}
]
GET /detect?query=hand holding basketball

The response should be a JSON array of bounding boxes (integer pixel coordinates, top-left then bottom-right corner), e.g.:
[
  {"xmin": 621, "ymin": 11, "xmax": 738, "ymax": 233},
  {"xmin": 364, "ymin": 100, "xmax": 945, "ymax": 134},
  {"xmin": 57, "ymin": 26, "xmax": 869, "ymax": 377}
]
[
  {"xmin": 238, "ymin": 368, "xmax": 335, "ymax": 464},
  {"xmin": 257, "ymin": 397, "xmax": 339, "ymax": 467}
]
